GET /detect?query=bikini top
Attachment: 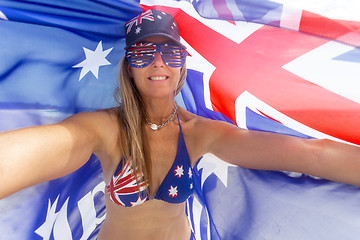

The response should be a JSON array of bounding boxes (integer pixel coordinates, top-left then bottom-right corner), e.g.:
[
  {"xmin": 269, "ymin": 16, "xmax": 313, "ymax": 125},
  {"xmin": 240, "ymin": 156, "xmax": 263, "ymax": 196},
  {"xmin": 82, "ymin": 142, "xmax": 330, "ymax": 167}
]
[{"xmin": 106, "ymin": 115, "xmax": 194, "ymax": 207}]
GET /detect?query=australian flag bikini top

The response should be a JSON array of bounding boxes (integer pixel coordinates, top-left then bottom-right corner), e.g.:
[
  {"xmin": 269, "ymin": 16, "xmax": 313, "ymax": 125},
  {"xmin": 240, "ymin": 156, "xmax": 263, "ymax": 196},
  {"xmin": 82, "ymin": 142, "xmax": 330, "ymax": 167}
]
[{"xmin": 106, "ymin": 116, "xmax": 194, "ymax": 207}]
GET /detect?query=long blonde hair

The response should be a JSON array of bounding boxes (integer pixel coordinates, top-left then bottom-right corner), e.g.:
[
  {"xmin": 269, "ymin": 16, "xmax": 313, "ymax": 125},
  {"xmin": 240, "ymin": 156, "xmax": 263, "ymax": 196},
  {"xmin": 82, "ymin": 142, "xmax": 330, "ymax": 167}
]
[{"xmin": 113, "ymin": 56, "xmax": 187, "ymax": 196}]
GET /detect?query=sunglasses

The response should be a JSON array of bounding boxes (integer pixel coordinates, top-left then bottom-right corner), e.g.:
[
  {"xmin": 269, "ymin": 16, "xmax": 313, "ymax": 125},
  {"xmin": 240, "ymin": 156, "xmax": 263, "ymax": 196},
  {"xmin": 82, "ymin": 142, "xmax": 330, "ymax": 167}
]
[{"xmin": 125, "ymin": 42, "xmax": 187, "ymax": 68}]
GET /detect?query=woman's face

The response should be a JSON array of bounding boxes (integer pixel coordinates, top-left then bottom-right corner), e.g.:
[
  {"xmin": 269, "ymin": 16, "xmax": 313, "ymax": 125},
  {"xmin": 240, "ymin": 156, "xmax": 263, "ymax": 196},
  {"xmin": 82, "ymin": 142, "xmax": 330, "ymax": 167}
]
[{"xmin": 128, "ymin": 36, "xmax": 182, "ymax": 100}]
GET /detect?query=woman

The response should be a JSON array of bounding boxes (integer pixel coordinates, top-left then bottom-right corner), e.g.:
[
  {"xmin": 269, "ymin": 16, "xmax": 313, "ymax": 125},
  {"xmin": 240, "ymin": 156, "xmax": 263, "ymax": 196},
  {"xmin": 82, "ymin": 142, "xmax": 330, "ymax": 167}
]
[{"xmin": 0, "ymin": 9, "xmax": 359, "ymax": 240}]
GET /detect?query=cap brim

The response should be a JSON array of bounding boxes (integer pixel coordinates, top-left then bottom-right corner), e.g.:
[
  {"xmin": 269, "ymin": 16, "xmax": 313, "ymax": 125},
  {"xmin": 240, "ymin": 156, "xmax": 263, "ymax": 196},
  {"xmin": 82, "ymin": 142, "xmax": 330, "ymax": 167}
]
[{"xmin": 125, "ymin": 33, "xmax": 187, "ymax": 49}]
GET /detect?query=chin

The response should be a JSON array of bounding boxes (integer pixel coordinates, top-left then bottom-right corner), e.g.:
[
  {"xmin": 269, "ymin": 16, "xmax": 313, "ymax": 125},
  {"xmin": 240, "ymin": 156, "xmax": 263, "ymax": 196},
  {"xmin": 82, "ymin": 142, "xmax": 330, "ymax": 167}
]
[{"xmin": 146, "ymin": 90, "xmax": 175, "ymax": 99}]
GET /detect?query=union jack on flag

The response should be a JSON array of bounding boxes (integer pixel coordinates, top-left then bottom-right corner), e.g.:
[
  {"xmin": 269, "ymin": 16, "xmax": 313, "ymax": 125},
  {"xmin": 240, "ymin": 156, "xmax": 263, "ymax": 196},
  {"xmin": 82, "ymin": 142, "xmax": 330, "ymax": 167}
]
[{"xmin": 125, "ymin": 9, "xmax": 154, "ymax": 34}]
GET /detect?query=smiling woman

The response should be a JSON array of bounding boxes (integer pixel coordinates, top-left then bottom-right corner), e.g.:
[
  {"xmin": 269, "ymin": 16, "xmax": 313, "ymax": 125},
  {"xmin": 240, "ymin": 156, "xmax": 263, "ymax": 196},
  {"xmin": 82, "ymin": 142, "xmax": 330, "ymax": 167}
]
[
  {"xmin": 109, "ymin": 9, "xmax": 190, "ymax": 207},
  {"xmin": 125, "ymin": 38, "xmax": 186, "ymax": 100},
  {"xmin": 98, "ymin": 9, "xmax": 195, "ymax": 239}
]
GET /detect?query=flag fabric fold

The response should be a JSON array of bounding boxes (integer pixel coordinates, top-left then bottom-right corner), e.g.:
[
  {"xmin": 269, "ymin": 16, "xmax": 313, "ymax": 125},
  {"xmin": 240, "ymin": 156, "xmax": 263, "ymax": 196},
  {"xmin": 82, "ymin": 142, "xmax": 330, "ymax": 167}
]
[
  {"xmin": 192, "ymin": 0, "xmax": 360, "ymax": 48},
  {"xmin": 1, "ymin": 0, "xmax": 360, "ymax": 239}
]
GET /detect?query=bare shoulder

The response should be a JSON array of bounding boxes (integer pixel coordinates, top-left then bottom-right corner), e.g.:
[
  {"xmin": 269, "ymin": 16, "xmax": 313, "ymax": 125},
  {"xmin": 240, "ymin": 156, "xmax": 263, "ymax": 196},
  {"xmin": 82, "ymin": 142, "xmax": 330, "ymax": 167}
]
[
  {"xmin": 178, "ymin": 108, "xmax": 210, "ymax": 135},
  {"xmin": 59, "ymin": 108, "xmax": 121, "ymax": 154},
  {"xmin": 179, "ymin": 108, "xmax": 236, "ymax": 134},
  {"xmin": 60, "ymin": 108, "xmax": 119, "ymax": 133},
  {"xmin": 61, "ymin": 108, "xmax": 118, "ymax": 126},
  {"xmin": 178, "ymin": 108, "xmax": 238, "ymax": 163}
]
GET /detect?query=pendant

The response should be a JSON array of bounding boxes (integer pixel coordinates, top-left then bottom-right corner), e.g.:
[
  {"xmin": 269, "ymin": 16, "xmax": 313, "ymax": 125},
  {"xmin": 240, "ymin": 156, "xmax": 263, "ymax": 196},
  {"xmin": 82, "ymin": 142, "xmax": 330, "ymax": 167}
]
[{"xmin": 150, "ymin": 123, "xmax": 158, "ymax": 130}]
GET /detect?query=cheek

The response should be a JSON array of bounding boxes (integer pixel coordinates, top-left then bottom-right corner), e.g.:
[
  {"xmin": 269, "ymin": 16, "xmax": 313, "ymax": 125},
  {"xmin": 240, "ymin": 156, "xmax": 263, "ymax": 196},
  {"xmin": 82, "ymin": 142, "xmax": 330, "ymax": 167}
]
[
  {"xmin": 129, "ymin": 66, "xmax": 140, "ymax": 79},
  {"xmin": 132, "ymin": 74, "xmax": 143, "ymax": 91},
  {"xmin": 172, "ymin": 69, "xmax": 181, "ymax": 85},
  {"xmin": 129, "ymin": 68, "xmax": 145, "ymax": 87}
]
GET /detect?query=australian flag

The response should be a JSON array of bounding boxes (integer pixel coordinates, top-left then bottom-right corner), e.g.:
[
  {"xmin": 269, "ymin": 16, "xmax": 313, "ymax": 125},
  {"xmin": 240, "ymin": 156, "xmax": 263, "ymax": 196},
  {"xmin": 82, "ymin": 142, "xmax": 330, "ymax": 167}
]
[{"xmin": 1, "ymin": 0, "xmax": 360, "ymax": 239}]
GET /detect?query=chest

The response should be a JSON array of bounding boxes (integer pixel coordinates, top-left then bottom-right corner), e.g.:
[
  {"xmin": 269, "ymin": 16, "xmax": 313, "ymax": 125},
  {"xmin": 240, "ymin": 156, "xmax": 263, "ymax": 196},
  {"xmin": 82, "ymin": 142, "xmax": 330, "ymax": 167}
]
[
  {"xmin": 147, "ymin": 128, "xmax": 181, "ymax": 192},
  {"xmin": 104, "ymin": 120, "xmax": 197, "ymax": 207}
]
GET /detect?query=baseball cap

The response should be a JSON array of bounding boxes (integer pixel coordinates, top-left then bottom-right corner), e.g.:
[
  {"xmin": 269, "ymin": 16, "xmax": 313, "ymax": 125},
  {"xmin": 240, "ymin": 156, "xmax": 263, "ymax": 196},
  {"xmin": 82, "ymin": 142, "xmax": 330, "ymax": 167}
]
[{"xmin": 124, "ymin": 9, "xmax": 185, "ymax": 49}]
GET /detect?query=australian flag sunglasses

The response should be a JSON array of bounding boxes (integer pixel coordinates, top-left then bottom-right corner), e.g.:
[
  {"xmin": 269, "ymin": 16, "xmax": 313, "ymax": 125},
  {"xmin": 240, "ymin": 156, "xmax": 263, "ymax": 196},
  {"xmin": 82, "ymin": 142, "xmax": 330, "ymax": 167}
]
[{"xmin": 125, "ymin": 42, "xmax": 187, "ymax": 68}]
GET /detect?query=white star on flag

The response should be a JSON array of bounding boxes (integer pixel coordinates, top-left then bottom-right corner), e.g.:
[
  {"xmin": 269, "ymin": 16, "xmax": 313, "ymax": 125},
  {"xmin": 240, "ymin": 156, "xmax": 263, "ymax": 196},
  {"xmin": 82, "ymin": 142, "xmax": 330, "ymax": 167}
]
[
  {"xmin": 34, "ymin": 197, "xmax": 60, "ymax": 240},
  {"xmin": 0, "ymin": 11, "xmax": 8, "ymax": 20},
  {"xmin": 174, "ymin": 165, "xmax": 184, "ymax": 178},
  {"xmin": 130, "ymin": 196, "xmax": 147, "ymax": 207},
  {"xmin": 135, "ymin": 26, "xmax": 141, "ymax": 34},
  {"xmin": 197, "ymin": 153, "xmax": 235, "ymax": 188},
  {"xmin": 188, "ymin": 167, "xmax": 193, "ymax": 178},
  {"xmin": 35, "ymin": 196, "xmax": 72, "ymax": 240},
  {"xmin": 168, "ymin": 186, "xmax": 178, "ymax": 198},
  {"xmin": 73, "ymin": 41, "xmax": 113, "ymax": 81}
]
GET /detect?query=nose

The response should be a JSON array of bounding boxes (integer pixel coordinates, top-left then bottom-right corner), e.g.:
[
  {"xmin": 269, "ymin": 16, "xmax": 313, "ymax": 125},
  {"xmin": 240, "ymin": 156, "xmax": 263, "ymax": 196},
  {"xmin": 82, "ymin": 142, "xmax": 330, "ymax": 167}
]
[{"xmin": 152, "ymin": 52, "xmax": 165, "ymax": 68}]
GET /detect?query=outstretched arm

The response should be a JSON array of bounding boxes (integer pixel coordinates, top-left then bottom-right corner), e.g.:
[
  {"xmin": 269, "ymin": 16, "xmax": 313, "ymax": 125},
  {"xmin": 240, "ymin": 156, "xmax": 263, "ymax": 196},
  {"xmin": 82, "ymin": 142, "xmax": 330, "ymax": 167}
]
[
  {"xmin": 0, "ymin": 111, "xmax": 111, "ymax": 199},
  {"xmin": 197, "ymin": 119, "xmax": 360, "ymax": 186}
]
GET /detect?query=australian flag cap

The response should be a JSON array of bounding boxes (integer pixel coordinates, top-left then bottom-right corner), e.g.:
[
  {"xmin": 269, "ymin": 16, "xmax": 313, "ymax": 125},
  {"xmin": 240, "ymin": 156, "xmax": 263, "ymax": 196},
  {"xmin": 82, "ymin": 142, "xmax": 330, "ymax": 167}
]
[{"xmin": 125, "ymin": 9, "xmax": 185, "ymax": 49}]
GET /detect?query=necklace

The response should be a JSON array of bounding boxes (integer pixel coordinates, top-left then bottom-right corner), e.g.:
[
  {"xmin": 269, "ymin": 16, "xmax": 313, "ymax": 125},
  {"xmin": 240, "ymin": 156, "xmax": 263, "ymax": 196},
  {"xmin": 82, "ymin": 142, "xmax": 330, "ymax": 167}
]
[{"xmin": 145, "ymin": 104, "xmax": 178, "ymax": 131}]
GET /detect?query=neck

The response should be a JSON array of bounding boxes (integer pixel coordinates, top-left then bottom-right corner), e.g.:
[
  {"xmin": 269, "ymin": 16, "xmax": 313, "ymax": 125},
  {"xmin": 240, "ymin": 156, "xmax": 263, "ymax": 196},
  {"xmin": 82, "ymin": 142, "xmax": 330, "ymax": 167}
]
[{"xmin": 143, "ymin": 98, "xmax": 177, "ymax": 124}]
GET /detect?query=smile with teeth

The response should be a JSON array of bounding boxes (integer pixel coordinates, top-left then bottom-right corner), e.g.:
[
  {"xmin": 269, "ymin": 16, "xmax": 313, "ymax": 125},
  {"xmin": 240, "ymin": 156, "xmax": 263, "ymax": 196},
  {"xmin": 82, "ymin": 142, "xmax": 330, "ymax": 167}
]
[{"xmin": 149, "ymin": 76, "xmax": 168, "ymax": 81}]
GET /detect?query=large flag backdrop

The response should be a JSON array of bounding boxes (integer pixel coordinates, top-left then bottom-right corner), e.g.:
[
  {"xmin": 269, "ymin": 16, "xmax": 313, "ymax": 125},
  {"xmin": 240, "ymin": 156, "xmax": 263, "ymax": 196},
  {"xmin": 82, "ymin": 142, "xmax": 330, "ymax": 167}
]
[{"xmin": 1, "ymin": 0, "xmax": 360, "ymax": 239}]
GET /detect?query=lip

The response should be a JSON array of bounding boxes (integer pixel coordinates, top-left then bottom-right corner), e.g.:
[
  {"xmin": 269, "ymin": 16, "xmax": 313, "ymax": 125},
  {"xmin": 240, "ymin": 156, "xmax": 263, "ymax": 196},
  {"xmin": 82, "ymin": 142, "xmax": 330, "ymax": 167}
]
[{"xmin": 148, "ymin": 75, "xmax": 169, "ymax": 81}]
